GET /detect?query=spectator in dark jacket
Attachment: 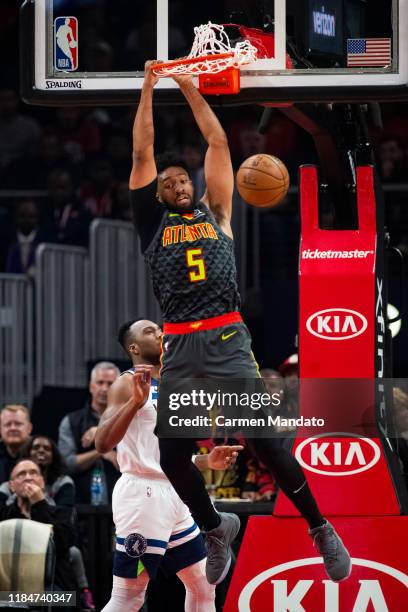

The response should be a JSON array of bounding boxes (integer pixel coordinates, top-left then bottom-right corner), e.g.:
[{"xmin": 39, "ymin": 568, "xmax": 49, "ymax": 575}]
[
  {"xmin": 58, "ymin": 361, "xmax": 120, "ymax": 503},
  {"xmin": 5, "ymin": 199, "xmax": 54, "ymax": 276},
  {"xmin": 1, "ymin": 435, "xmax": 73, "ymax": 509},
  {"xmin": 0, "ymin": 459, "xmax": 76, "ymax": 591}
]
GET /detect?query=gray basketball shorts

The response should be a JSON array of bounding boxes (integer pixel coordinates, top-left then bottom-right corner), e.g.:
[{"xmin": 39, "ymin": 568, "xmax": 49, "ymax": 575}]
[{"xmin": 156, "ymin": 312, "xmax": 263, "ymax": 437}]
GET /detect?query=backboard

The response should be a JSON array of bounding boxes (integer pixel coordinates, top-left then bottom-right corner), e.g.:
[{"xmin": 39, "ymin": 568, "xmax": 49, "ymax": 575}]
[{"xmin": 21, "ymin": 0, "xmax": 408, "ymax": 106}]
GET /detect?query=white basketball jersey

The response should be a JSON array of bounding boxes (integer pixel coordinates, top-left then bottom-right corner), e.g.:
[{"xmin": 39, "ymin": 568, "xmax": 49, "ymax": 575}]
[{"xmin": 116, "ymin": 372, "xmax": 167, "ymax": 479}]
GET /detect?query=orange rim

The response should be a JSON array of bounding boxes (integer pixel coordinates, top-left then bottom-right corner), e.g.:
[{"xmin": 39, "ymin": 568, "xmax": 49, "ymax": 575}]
[{"xmin": 152, "ymin": 52, "xmax": 235, "ymax": 73}]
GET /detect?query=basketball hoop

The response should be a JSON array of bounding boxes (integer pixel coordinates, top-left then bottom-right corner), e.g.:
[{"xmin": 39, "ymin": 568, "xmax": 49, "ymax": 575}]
[{"xmin": 152, "ymin": 22, "xmax": 258, "ymax": 95}]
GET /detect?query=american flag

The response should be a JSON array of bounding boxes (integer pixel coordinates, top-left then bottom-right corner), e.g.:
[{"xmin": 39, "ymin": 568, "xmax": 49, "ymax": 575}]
[{"xmin": 347, "ymin": 38, "xmax": 392, "ymax": 67}]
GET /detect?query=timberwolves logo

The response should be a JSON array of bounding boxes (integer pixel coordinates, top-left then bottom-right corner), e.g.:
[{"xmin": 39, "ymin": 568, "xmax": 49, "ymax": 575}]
[{"xmin": 124, "ymin": 533, "xmax": 147, "ymax": 558}]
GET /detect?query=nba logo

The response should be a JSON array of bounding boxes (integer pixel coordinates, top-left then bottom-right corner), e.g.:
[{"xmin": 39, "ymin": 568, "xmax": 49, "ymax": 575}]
[{"xmin": 54, "ymin": 16, "xmax": 78, "ymax": 71}]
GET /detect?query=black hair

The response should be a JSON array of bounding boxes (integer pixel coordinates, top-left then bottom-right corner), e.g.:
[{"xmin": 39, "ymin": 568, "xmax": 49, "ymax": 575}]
[
  {"xmin": 117, "ymin": 318, "xmax": 146, "ymax": 357},
  {"xmin": 155, "ymin": 152, "xmax": 190, "ymax": 175},
  {"xmin": 19, "ymin": 436, "xmax": 68, "ymax": 485}
]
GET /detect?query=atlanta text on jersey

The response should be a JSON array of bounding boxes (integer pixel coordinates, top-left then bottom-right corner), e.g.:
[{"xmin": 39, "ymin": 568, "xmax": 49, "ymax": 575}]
[{"xmin": 162, "ymin": 222, "xmax": 218, "ymax": 246}]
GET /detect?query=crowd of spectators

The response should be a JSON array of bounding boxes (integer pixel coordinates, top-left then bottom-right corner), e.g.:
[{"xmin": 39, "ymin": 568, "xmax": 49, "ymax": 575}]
[
  {"xmin": 1, "ymin": 93, "xmax": 408, "ymax": 277},
  {"xmin": 0, "ymin": 404, "xmax": 96, "ymax": 610}
]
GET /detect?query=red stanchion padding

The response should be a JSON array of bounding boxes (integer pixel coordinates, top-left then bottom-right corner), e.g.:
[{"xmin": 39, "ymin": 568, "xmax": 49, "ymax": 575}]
[
  {"xmin": 224, "ymin": 516, "xmax": 408, "ymax": 611},
  {"xmin": 274, "ymin": 436, "xmax": 400, "ymax": 517},
  {"xmin": 274, "ymin": 165, "xmax": 400, "ymax": 517}
]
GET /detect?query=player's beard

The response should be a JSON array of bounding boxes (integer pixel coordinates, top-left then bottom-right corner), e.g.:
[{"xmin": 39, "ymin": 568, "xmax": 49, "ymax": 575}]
[{"xmin": 165, "ymin": 200, "xmax": 195, "ymax": 214}]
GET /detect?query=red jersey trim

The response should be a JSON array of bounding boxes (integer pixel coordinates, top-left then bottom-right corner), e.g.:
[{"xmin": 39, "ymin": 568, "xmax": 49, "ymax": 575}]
[{"xmin": 163, "ymin": 311, "xmax": 242, "ymax": 334}]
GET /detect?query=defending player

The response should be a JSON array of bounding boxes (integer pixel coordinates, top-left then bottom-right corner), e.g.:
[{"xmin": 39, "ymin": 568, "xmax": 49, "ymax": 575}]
[
  {"xmin": 129, "ymin": 63, "xmax": 351, "ymax": 585},
  {"xmin": 95, "ymin": 319, "xmax": 242, "ymax": 611}
]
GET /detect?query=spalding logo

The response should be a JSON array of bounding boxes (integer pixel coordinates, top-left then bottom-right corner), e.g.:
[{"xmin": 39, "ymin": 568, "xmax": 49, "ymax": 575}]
[
  {"xmin": 295, "ymin": 433, "xmax": 381, "ymax": 476},
  {"xmin": 238, "ymin": 557, "xmax": 408, "ymax": 611},
  {"xmin": 306, "ymin": 308, "xmax": 368, "ymax": 340}
]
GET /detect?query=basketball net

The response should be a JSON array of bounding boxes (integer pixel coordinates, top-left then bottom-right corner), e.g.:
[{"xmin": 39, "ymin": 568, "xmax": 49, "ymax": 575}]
[{"xmin": 152, "ymin": 22, "xmax": 258, "ymax": 94}]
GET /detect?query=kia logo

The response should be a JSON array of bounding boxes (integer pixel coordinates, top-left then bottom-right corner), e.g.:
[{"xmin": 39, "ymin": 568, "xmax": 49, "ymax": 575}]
[
  {"xmin": 238, "ymin": 557, "xmax": 408, "ymax": 611},
  {"xmin": 295, "ymin": 433, "xmax": 381, "ymax": 476},
  {"xmin": 306, "ymin": 308, "xmax": 368, "ymax": 340}
]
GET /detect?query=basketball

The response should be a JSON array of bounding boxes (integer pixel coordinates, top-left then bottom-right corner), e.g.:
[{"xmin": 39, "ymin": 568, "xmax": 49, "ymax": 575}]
[{"xmin": 236, "ymin": 154, "xmax": 290, "ymax": 208}]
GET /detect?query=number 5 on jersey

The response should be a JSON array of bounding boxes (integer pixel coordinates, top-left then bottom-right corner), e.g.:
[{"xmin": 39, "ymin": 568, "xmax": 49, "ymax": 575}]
[{"xmin": 186, "ymin": 248, "xmax": 207, "ymax": 282}]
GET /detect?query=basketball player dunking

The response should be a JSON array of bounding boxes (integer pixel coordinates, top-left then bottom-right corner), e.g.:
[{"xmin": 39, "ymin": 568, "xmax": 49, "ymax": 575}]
[{"xmin": 129, "ymin": 62, "xmax": 351, "ymax": 585}]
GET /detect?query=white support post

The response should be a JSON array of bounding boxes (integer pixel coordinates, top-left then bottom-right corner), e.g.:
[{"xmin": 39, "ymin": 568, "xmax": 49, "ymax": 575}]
[
  {"xmin": 251, "ymin": 0, "xmax": 287, "ymax": 71},
  {"xmin": 157, "ymin": 0, "xmax": 169, "ymax": 61}
]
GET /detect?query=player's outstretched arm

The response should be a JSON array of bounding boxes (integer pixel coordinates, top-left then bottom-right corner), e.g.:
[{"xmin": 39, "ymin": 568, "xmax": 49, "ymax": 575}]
[
  {"xmin": 95, "ymin": 366, "xmax": 152, "ymax": 454},
  {"xmin": 194, "ymin": 445, "xmax": 244, "ymax": 471},
  {"xmin": 129, "ymin": 61, "xmax": 160, "ymax": 190},
  {"xmin": 174, "ymin": 77, "xmax": 234, "ymax": 238}
]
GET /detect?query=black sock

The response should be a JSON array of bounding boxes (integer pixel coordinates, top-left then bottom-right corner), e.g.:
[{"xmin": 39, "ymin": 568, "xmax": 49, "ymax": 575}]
[
  {"xmin": 288, "ymin": 479, "xmax": 325, "ymax": 529},
  {"xmin": 159, "ymin": 437, "xmax": 221, "ymax": 531},
  {"xmin": 248, "ymin": 438, "xmax": 324, "ymax": 529}
]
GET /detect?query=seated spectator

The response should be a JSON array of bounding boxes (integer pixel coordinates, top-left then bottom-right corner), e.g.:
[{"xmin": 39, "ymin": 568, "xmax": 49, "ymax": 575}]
[
  {"xmin": 0, "ymin": 88, "xmax": 41, "ymax": 175},
  {"xmin": 21, "ymin": 435, "xmax": 75, "ymax": 507},
  {"xmin": 5, "ymin": 199, "xmax": 55, "ymax": 277},
  {"xmin": 0, "ymin": 458, "xmax": 76, "ymax": 592},
  {"xmin": 58, "ymin": 362, "xmax": 120, "ymax": 504},
  {"xmin": 0, "ymin": 404, "xmax": 32, "ymax": 486},
  {"xmin": 22, "ymin": 436, "xmax": 96, "ymax": 610},
  {"xmin": 45, "ymin": 169, "xmax": 92, "ymax": 247}
]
